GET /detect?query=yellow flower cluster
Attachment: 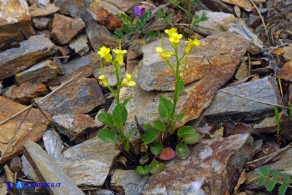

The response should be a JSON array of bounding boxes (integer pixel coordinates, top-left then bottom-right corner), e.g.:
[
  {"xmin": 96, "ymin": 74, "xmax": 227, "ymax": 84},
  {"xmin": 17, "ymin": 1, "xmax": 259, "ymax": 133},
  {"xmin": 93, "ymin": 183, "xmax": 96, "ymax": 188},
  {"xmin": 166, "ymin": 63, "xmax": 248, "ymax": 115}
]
[
  {"xmin": 185, "ymin": 35, "xmax": 200, "ymax": 54},
  {"xmin": 156, "ymin": 47, "xmax": 174, "ymax": 62},
  {"xmin": 97, "ymin": 46, "xmax": 136, "ymax": 88}
]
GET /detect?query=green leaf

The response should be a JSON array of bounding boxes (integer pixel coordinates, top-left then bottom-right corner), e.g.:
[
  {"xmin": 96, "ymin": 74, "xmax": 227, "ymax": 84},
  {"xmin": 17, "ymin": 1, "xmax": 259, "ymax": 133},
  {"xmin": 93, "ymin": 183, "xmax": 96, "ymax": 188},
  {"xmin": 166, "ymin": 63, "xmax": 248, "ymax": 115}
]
[
  {"xmin": 98, "ymin": 113, "xmax": 115, "ymax": 128},
  {"xmin": 257, "ymin": 166, "xmax": 271, "ymax": 177},
  {"xmin": 183, "ymin": 133, "xmax": 202, "ymax": 145},
  {"xmin": 141, "ymin": 129, "xmax": 159, "ymax": 144},
  {"xmin": 271, "ymin": 170, "xmax": 280, "ymax": 181},
  {"xmin": 149, "ymin": 160, "xmax": 165, "ymax": 174},
  {"xmin": 98, "ymin": 128, "xmax": 117, "ymax": 143},
  {"xmin": 175, "ymin": 113, "xmax": 185, "ymax": 122},
  {"xmin": 177, "ymin": 78, "xmax": 184, "ymax": 96},
  {"xmin": 150, "ymin": 141, "xmax": 163, "ymax": 156},
  {"xmin": 265, "ymin": 179, "xmax": 277, "ymax": 192},
  {"xmin": 114, "ymin": 29, "xmax": 123, "ymax": 38},
  {"xmin": 122, "ymin": 97, "xmax": 131, "ymax": 106},
  {"xmin": 126, "ymin": 127, "xmax": 137, "ymax": 138},
  {"xmin": 283, "ymin": 174, "xmax": 290, "ymax": 184},
  {"xmin": 154, "ymin": 120, "xmax": 165, "ymax": 132},
  {"xmin": 175, "ymin": 143, "xmax": 190, "ymax": 159},
  {"xmin": 123, "ymin": 137, "xmax": 130, "ymax": 152},
  {"xmin": 279, "ymin": 183, "xmax": 289, "ymax": 195},
  {"xmin": 274, "ymin": 107, "xmax": 281, "ymax": 136},
  {"xmin": 177, "ymin": 126, "xmax": 196, "ymax": 137},
  {"xmin": 143, "ymin": 124, "xmax": 155, "ymax": 131},
  {"xmin": 201, "ymin": 12, "xmax": 209, "ymax": 21},
  {"xmin": 258, "ymin": 176, "xmax": 266, "ymax": 185},
  {"xmin": 136, "ymin": 165, "xmax": 150, "ymax": 175},
  {"xmin": 113, "ymin": 103, "xmax": 128, "ymax": 125},
  {"xmin": 158, "ymin": 97, "xmax": 173, "ymax": 120}
]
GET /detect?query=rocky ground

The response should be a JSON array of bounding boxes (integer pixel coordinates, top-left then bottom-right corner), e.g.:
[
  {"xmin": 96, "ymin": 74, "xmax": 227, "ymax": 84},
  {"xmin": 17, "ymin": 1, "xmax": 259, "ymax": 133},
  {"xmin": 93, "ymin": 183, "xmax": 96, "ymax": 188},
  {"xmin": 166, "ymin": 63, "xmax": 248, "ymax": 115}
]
[{"xmin": 0, "ymin": 0, "xmax": 291, "ymax": 194}]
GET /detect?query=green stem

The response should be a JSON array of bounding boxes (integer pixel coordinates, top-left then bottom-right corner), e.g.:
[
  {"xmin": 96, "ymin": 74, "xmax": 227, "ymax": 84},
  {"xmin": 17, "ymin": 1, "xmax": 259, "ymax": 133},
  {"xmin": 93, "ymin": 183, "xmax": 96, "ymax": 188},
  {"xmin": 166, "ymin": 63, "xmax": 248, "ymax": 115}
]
[{"xmin": 115, "ymin": 65, "xmax": 124, "ymax": 141}]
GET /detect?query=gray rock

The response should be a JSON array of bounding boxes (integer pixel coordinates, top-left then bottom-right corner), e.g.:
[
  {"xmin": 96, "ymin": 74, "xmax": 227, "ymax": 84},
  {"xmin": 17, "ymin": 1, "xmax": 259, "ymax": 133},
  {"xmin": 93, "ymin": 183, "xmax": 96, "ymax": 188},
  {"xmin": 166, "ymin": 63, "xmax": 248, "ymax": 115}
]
[
  {"xmin": 43, "ymin": 129, "xmax": 65, "ymax": 158},
  {"xmin": 57, "ymin": 138, "xmax": 120, "ymax": 186},
  {"xmin": 0, "ymin": 35, "xmax": 56, "ymax": 80},
  {"xmin": 32, "ymin": 17, "xmax": 50, "ymax": 30},
  {"xmin": 111, "ymin": 170, "xmax": 149, "ymax": 195},
  {"xmin": 15, "ymin": 60, "xmax": 59, "ymax": 84},
  {"xmin": 52, "ymin": 114, "xmax": 97, "ymax": 140},
  {"xmin": 0, "ymin": 81, "xmax": 3, "ymax": 94},
  {"xmin": 69, "ymin": 35, "xmax": 90, "ymax": 56},
  {"xmin": 38, "ymin": 78, "xmax": 105, "ymax": 115},
  {"xmin": 94, "ymin": 65, "xmax": 125, "ymax": 87},
  {"xmin": 21, "ymin": 155, "xmax": 39, "ymax": 181},
  {"xmin": 24, "ymin": 140, "xmax": 85, "ymax": 195},
  {"xmin": 204, "ymin": 76, "xmax": 283, "ymax": 122},
  {"xmin": 143, "ymin": 134, "xmax": 254, "ymax": 195}
]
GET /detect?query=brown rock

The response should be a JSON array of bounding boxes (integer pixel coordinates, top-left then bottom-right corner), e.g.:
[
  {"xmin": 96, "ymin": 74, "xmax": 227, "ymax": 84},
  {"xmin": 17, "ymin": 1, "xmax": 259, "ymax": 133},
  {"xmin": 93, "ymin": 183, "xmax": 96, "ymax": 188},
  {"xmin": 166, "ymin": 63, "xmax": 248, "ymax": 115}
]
[
  {"xmin": 15, "ymin": 60, "xmax": 59, "ymax": 84},
  {"xmin": 221, "ymin": 0, "xmax": 252, "ymax": 9},
  {"xmin": 51, "ymin": 14, "xmax": 86, "ymax": 45},
  {"xmin": 246, "ymin": 14, "xmax": 261, "ymax": 28},
  {"xmin": 0, "ymin": 96, "xmax": 49, "ymax": 163},
  {"xmin": 38, "ymin": 78, "xmax": 105, "ymax": 115},
  {"xmin": 30, "ymin": 3, "xmax": 60, "ymax": 17},
  {"xmin": 0, "ymin": 0, "xmax": 35, "ymax": 51},
  {"xmin": 3, "ymin": 82, "xmax": 48, "ymax": 104},
  {"xmin": 10, "ymin": 157, "xmax": 22, "ymax": 174},
  {"xmin": 278, "ymin": 61, "xmax": 292, "ymax": 81},
  {"xmin": 52, "ymin": 114, "xmax": 97, "ymax": 139},
  {"xmin": 200, "ymin": 0, "xmax": 235, "ymax": 13},
  {"xmin": 0, "ymin": 35, "xmax": 56, "ymax": 80},
  {"xmin": 105, "ymin": 0, "xmax": 140, "ymax": 12},
  {"xmin": 87, "ymin": 0, "xmax": 122, "ymax": 30},
  {"xmin": 143, "ymin": 134, "xmax": 254, "ymax": 194},
  {"xmin": 69, "ymin": 35, "xmax": 90, "ymax": 56},
  {"xmin": 32, "ymin": 17, "xmax": 50, "ymax": 30}
]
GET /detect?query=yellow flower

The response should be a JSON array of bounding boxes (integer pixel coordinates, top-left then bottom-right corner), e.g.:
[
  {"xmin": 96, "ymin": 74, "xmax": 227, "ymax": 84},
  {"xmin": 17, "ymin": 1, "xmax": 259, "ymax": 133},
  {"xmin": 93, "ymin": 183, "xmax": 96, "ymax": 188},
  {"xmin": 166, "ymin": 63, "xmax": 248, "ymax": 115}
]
[
  {"xmin": 113, "ymin": 48, "xmax": 127, "ymax": 66},
  {"xmin": 169, "ymin": 32, "xmax": 183, "ymax": 48},
  {"xmin": 185, "ymin": 36, "xmax": 200, "ymax": 54},
  {"xmin": 121, "ymin": 73, "xmax": 136, "ymax": 87},
  {"xmin": 156, "ymin": 47, "xmax": 174, "ymax": 62},
  {"xmin": 98, "ymin": 74, "xmax": 109, "ymax": 87},
  {"xmin": 98, "ymin": 46, "xmax": 112, "ymax": 62},
  {"xmin": 165, "ymin": 28, "xmax": 177, "ymax": 36}
]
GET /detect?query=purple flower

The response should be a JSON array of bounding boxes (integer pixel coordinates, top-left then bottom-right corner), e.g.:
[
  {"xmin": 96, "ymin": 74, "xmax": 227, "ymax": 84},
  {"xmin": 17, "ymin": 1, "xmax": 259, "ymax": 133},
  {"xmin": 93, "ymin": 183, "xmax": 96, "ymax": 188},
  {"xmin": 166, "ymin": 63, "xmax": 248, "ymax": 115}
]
[{"xmin": 134, "ymin": 6, "xmax": 145, "ymax": 17}]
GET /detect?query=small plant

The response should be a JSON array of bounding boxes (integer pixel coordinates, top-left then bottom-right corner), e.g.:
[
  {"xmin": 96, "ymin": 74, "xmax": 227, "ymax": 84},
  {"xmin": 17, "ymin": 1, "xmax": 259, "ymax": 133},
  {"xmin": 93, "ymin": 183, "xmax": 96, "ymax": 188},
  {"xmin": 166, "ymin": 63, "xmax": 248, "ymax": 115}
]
[
  {"xmin": 96, "ymin": 44, "xmax": 136, "ymax": 154},
  {"xmin": 136, "ymin": 27, "xmax": 202, "ymax": 175},
  {"xmin": 257, "ymin": 165, "xmax": 291, "ymax": 195},
  {"xmin": 274, "ymin": 107, "xmax": 281, "ymax": 137}
]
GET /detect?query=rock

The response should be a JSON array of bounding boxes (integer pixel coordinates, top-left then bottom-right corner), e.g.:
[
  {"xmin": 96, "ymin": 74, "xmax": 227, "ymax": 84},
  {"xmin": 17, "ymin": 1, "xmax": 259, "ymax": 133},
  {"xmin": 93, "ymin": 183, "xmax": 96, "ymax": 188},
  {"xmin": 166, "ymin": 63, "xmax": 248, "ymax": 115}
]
[
  {"xmin": 38, "ymin": 77, "xmax": 105, "ymax": 115},
  {"xmin": 111, "ymin": 170, "xmax": 149, "ymax": 195},
  {"xmin": 105, "ymin": 0, "xmax": 139, "ymax": 12},
  {"xmin": 30, "ymin": 3, "xmax": 60, "ymax": 17},
  {"xmin": 126, "ymin": 39, "xmax": 144, "ymax": 73},
  {"xmin": 200, "ymin": 0, "xmax": 235, "ymax": 13},
  {"xmin": 235, "ymin": 60, "xmax": 249, "ymax": 80},
  {"xmin": 195, "ymin": 10, "xmax": 236, "ymax": 34},
  {"xmin": 69, "ymin": 35, "xmax": 90, "ymax": 56},
  {"xmin": 2, "ymin": 82, "xmax": 48, "ymax": 104},
  {"xmin": 204, "ymin": 76, "xmax": 282, "ymax": 122},
  {"xmin": 43, "ymin": 129, "xmax": 65, "ymax": 158},
  {"xmin": 246, "ymin": 14, "xmax": 261, "ymax": 28},
  {"xmin": 38, "ymin": 0, "xmax": 49, "ymax": 7},
  {"xmin": 87, "ymin": 0, "xmax": 122, "ymax": 30},
  {"xmin": 143, "ymin": 134, "xmax": 254, "ymax": 195},
  {"xmin": 94, "ymin": 65, "xmax": 125, "ymax": 87},
  {"xmin": 245, "ymin": 145, "xmax": 292, "ymax": 190},
  {"xmin": 52, "ymin": 114, "xmax": 97, "ymax": 140},
  {"xmin": 21, "ymin": 155, "xmax": 39, "ymax": 181},
  {"xmin": 121, "ymin": 32, "xmax": 248, "ymax": 133},
  {"xmin": 10, "ymin": 157, "xmax": 22, "ymax": 174},
  {"xmin": 58, "ymin": 138, "xmax": 120, "ymax": 186},
  {"xmin": 55, "ymin": 0, "xmax": 118, "ymax": 51},
  {"xmin": 278, "ymin": 61, "xmax": 292, "ymax": 81},
  {"xmin": 221, "ymin": 0, "xmax": 252, "ymax": 9},
  {"xmin": 0, "ymin": 0, "xmax": 35, "ymax": 51},
  {"xmin": 24, "ymin": 140, "xmax": 85, "ymax": 195},
  {"xmin": 15, "ymin": 60, "xmax": 59, "ymax": 84},
  {"xmin": 32, "ymin": 17, "xmax": 50, "ymax": 30},
  {"xmin": 0, "ymin": 81, "xmax": 3, "ymax": 94},
  {"xmin": 282, "ymin": 44, "xmax": 292, "ymax": 61},
  {"xmin": 137, "ymin": 32, "xmax": 247, "ymax": 91},
  {"xmin": 51, "ymin": 14, "xmax": 86, "ymax": 45},
  {"xmin": 0, "ymin": 35, "xmax": 56, "ymax": 80},
  {"xmin": 0, "ymin": 96, "xmax": 49, "ymax": 163}
]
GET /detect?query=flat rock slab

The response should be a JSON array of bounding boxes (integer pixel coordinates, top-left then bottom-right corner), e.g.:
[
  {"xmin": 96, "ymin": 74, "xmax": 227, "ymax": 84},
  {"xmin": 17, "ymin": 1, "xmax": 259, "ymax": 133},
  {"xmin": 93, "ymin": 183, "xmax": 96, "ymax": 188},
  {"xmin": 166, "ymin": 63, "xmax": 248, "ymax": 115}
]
[
  {"xmin": 43, "ymin": 129, "xmax": 64, "ymax": 158},
  {"xmin": 38, "ymin": 77, "xmax": 105, "ymax": 115},
  {"xmin": 0, "ymin": 97, "xmax": 49, "ymax": 163},
  {"xmin": 121, "ymin": 32, "xmax": 248, "ymax": 131},
  {"xmin": 57, "ymin": 138, "xmax": 120, "ymax": 186},
  {"xmin": 143, "ymin": 134, "xmax": 254, "ymax": 195},
  {"xmin": 0, "ymin": 0, "xmax": 35, "ymax": 51},
  {"xmin": 24, "ymin": 140, "xmax": 85, "ymax": 195},
  {"xmin": 0, "ymin": 35, "xmax": 56, "ymax": 80},
  {"xmin": 204, "ymin": 76, "xmax": 282, "ymax": 122},
  {"xmin": 52, "ymin": 114, "xmax": 97, "ymax": 139},
  {"xmin": 111, "ymin": 170, "xmax": 149, "ymax": 195}
]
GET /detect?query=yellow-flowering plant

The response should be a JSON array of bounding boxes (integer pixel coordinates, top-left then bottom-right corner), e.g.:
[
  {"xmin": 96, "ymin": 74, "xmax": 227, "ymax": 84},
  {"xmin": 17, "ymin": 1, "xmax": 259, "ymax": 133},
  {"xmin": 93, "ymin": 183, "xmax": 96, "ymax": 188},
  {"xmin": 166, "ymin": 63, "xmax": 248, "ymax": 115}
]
[
  {"xmin": 136, "ymin": 28, "xmax": 202, "ymax": 175},
  {"xmin": 96, "ymin": 44, "xmax": 136, "ymax": 154}
]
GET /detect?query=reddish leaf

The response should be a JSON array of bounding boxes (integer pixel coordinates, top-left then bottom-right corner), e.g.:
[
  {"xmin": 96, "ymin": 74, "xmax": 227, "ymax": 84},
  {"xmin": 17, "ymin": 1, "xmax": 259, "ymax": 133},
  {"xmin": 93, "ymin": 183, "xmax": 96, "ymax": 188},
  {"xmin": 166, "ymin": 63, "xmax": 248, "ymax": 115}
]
[{"xmin": 158, "ymin": 147, "xmax": 175, "ymax": 161}]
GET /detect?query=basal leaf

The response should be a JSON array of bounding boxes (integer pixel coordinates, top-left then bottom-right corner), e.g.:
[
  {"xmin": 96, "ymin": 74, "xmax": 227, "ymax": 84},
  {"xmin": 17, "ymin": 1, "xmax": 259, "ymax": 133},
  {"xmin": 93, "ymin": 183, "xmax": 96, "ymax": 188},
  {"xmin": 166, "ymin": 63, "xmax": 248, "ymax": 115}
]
[
  {"xmin": 158, "ymin": 97, "xmax": 173, "ymax": 120},
  {"xmin": 177, "ymin": 126, "xmax": 196, "ymax": 137},
  {"xmin": 159, "ymin": 147, "xmax": 175, "ymax": 161},
  {"xmin": 154, "ymin": 120, "xmax": 165, "ymax": 132},
  {"xmin": 183, "ymin": 133, "xmax": 202, "ymax": 145},
  {"xmin": 175, "ymin": 143, "xmax": 190, "ymax": 159},
  {"xmin": 175, "ymin": 113, "xmax": 185, "ymax": 122},
  {"xmin": 136, "ymin": 165, "xmax": 150, "ymax": 175},
  {"xmin": 98, "ymin": 113, "xmax": 115, "ymax": 128},
  {"xmin": 141, "ymin": 129, "xmax": 159, "ymax": 144},
  {"xmin": 150, "ymin": 141, "xmax": 163, "ymax": 156},
  {"xmin": 149, "ymin": 160, "xmax": 165, "ymax": 174},
  {"xmin": 98, "ymin": 128, "xmax": 117, "ymax": 143}
]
